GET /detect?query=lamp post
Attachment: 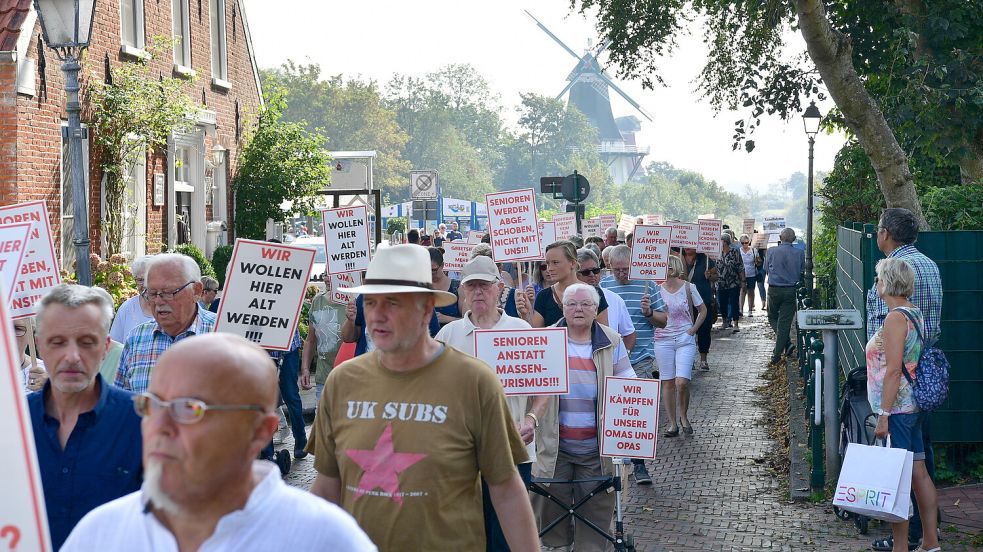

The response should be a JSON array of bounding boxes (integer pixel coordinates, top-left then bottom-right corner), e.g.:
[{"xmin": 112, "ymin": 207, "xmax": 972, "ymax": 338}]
[
  {"xmin": 34, "ymin": 0, "xmax": 97, "ymax": 286},
  {"xmin": 802, "ymin": 100, "xmax": 822, "ymax": 297}
]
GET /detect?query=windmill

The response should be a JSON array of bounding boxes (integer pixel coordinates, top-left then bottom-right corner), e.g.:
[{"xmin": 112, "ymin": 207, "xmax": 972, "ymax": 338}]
[{"xmin": 526, "ymin": 11, "xmax": 652, "ymax": 185}]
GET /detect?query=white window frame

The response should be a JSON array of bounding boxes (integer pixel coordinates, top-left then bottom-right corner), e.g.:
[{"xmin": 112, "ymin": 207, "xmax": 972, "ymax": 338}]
[
  {"xmin": 167, "ymin": 130, "xmax": 206, "ymax": 250},
  {"xmin": 209, "ymin": 0, "xmax": 230, "ymax": 89},
  {"xmin": 59, "ymin": 122, "xmax": 90, "ymax": 270},
  {"xmin": 119, "ymin": 0, "xmax": 146, "ymax": 57},
  {"xmin": 171, "ymin": 0, "xmax": 194, "ymax": 76}
]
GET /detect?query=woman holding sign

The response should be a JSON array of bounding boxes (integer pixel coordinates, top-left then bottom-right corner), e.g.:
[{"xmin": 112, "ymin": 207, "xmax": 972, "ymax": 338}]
[
  {"xmin": 654, "ymin": 255, "xmax": 707, "ymax": 436},
  {"xmin": 522, "ymin": 241, "xmax": 609, "ymax": 328},
  {"xmin": 429, "ymin": 247, "xmax": 463, "ymax": 327}
]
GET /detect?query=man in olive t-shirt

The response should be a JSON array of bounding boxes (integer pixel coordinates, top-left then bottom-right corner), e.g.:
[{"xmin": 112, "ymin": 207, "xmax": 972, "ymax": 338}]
[{"xmin": 306, "ymin": 244, "xmax": 539, "ymax": 551}]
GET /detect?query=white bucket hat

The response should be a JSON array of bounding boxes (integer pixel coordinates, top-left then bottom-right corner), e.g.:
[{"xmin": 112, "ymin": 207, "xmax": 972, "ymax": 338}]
[{"xmin": 337, "ymin": 244, "xmax": 458, "ymax": 307}]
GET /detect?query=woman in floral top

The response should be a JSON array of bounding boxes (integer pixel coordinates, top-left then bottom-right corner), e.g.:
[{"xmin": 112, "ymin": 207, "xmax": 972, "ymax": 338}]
[
  {"xmin": 865, "ymin": 258, "xmax": 939, "ymax": 552},
  {"xmin": 715, "ymin": 233, "xmax": 746, "ymax": 332}
]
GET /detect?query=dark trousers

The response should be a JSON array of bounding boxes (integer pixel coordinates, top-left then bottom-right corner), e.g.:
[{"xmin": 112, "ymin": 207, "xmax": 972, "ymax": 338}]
[
  {"xmin": 717, "ymin": 286, "xmax": 741, "ymax": 322},
  {"xmin": 278, "ymin": 348, "xmax": 308, "ymax": 451},
  {"xmin": 484, "ymin": 462, "xmax": 532, "ymax": 552},
  {"xmin": 767, "ymin": 286, "xmax": 797, "ymax": 361}
]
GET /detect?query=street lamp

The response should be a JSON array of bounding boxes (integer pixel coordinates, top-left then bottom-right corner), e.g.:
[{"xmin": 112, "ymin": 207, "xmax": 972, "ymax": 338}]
[
  {"xmin": 34, "ymin": 0, "xmax": 97, "ymax": 286},
  {"xmin": 802, "ymin": 100, "xmax": 822, "ymax": 296}
]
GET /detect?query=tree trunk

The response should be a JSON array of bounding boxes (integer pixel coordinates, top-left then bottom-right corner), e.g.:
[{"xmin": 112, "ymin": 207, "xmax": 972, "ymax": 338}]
[
  {"xmin": 794, "ymin": 0, "xmax": 928, "ymax": 228},
  {"xmin": 959, "ymin": 129, "xmax": 983, "ymax": 185},
  {"xmin": 103, "ymin": 165, "xmax": 126, "ymax": 257}
]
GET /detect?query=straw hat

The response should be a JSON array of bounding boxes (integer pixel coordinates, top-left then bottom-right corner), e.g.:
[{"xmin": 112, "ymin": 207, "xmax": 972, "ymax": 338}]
[{"xmin": 337, "ymin": 244, "xmax": 457, "ymax": 307}]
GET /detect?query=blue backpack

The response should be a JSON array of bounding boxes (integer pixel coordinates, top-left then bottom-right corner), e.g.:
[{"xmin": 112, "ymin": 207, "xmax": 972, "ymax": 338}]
[{"xmin": 897, "ymin": 308, "xmax": 950, "ymax": 411}]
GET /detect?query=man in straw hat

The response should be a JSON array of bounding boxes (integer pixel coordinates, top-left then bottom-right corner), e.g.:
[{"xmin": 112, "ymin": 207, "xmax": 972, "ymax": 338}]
[{"xmin": 307, "ymin": 245, "xmax": 539, "ymax": 551}]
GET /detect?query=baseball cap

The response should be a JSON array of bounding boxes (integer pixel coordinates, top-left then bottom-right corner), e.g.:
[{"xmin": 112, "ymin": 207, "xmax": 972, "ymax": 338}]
[{"xmin": 460, "ymin": 256, "xmax": 501, "ymax": 284}]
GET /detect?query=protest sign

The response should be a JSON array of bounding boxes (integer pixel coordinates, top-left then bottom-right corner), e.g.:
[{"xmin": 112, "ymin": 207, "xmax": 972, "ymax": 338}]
[
  {"xmin": 763, "ymin": 215, "xmax": 787, "ymax": 235},
  {"xmin": 628, "ymin": 225, "xmax": 672, "ymax": 282},
  {"xmin": 0, "ymin": 282, "xmax": 53, "ymax": 551},
  {"xmin": 321, "ymin": 205, "xmax": 372, "ymax": 275},
  {"xmin": 618, "ymin": 214, "xmax": 636, "ymax": 234},
  {"xmin": 601, "ymin": 376, "xmax": 660, "ymax": 459},
  {"xmin": 552, "ymin": 212, "xmax": 577, "ymax": 240},
  {"xmin": 214, "ymin": 239, "xmax": 314, "ymax": 350},
  {"xmin": 669, "ymin": 222, "xmax": 700, "ymax": 249},
  {"xmin": 643, "ymin": 214, "xmax": 663, "ymax": 226},
  {"xmin": 467, "ymin": 231, "xmax": 485, "ymax": 244},
  {"xmin": 743, "ymin": 218, "xmax": 755, "ymax": 236},
  {"xmin": 329, "ymin": 271, "xmax": 362, "ymax": 305},
  {"xmin": 0, "ymin": 201, "xmax": 61, "ymax": 319},
  {"xmin": 697, "ymin": 213, "xmax": 716, "ymax": 220},
  {"xmin": 0, "ymin": 223, "xmax": 32, "ymax": 304},
  {"xmin": 597, "ymin": 214, "xmax": 617, "ymax": 232},
  {"xmin": 473, "ymin": 327, "xmax": 569, "ymax": 395},
  {"xmin": 442, "ymin": 242, "xmax": 475, "ymax": 271},
  {"xmin": 485, "ymin": 189, "xmax": 540, "ymax": 262},
  {"xmin": 752, "ymin": 232, "xmax": 769, "ymax": 248},
  {"xmin": 582, "ymin": 218, "xmax": 601, "ymax": 238},
  {"xmin": 697, "ymin": 218, "xmax": 723, "ymax": 258},
  {"xmin": 534, "ymin": 221, "xmax": 556, "ymax": 261}
]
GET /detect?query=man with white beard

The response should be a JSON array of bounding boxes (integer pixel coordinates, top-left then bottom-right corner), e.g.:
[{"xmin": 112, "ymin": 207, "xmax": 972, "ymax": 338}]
[
  {"xmin": 28, "ymin": 284, "xmax": 143, "ymax": 550},
  {"xmin": 62, "ymin": 333, "xmax": 374, "ymax": 551}
]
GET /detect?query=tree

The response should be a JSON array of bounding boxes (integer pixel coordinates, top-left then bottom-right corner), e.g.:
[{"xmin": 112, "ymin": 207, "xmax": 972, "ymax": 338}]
[
  {"xmin": 233, "ymin": 87, "xmax": 331, "ymax": 239},
  {"xmin": 88, "ymin": 38, "xmax": 199, "ymax": 256}
]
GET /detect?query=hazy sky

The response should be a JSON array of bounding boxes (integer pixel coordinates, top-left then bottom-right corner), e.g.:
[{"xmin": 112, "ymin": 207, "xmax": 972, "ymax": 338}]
[{"xmin": 240, "ymin": 0, "xmax": 845, "ymax": 194}]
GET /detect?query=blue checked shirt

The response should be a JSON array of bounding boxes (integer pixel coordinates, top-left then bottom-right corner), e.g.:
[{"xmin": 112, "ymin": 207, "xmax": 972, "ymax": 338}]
[
  {"xmin": 115, "ymin": 307, "xmax": 217, "ymax": 393},
  {"xmin": 267, "ymin": 329, "xmax": 303, "ymax": 362},
  {"xmin": 866, "ymin": 244, "xmax": 942, "ymax": 344},
  {"xmin": 600, "ymin": 278, "xmax": 667, "ymax": 364}
]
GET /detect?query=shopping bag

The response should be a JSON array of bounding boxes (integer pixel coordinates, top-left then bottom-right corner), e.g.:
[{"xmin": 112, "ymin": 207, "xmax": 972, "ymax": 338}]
[{"xmin": 832, "ymin": 441, "xmax": 913, "ymax": 523}]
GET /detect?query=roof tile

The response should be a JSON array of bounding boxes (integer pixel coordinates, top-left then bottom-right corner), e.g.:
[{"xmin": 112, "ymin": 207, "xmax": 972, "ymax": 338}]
[{"xmin": 0, "ymin": 0, "xmax": 32, "ymax": 52}]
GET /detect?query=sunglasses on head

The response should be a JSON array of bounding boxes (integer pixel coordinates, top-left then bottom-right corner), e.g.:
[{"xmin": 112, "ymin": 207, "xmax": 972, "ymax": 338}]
[{"xmin": 577, "ymin": 267, "xmax": 602, "ymax": 276}]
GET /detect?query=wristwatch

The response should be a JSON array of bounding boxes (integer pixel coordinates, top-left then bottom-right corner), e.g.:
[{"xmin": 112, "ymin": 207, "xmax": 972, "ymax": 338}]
[{"xmin": 876, "ymin": 408, "xmax": 891, "ymax": 417}]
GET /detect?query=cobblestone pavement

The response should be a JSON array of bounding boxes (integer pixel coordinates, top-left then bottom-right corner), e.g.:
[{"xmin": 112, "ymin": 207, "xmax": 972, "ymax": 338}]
[{"xmin": 281, "ymin": 312, "xmax": 980, "ymax": 551}]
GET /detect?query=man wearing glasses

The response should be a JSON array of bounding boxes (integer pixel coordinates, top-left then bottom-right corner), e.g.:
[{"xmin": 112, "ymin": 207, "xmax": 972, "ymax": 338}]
[
  {"xmin": 116, "ymin": 254, "xmax": 217, "ymax": 393},
  {"xmin": 62, "ymin": 333, "xmax": 375, "ymax": 550},
  {"xmin": 28, "ymin": 284, "xmax": 143, "ymax": 550}
]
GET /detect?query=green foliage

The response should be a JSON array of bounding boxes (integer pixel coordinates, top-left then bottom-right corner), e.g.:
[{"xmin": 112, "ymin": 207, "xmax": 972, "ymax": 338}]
[
  {"xmin": 386, "ymin": 217, "xmax": 406, "ymax": 236},
  {"xmin": 233, "ymin": 86, "xmax": 332, "ymax": 239},
  {"xmin": 88, "ymin": 37, "xmax": 200, "ymax": 257},
  {"xmin": 620, "ymin": 162, "xmax": 748, "ymax": 228},
  {"xmin": 173, "ymin": 244, "xmax": 216, "ymax": 279},
  {"xmin": 921, "ymin": 185, "xmax": 983, "ymax": 230},
  {"xmin": 211, "ymin": 245, "xmax": 234, "ymax": 289}
]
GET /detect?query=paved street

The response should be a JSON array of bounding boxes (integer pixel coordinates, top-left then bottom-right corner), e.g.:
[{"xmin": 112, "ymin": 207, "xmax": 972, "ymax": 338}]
[{"xmin": 281, "ymin": 313, "xmax": 980, "ymax": 551}]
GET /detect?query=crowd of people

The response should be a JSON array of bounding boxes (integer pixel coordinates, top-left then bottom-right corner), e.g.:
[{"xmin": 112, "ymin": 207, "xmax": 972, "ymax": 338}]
[{"xmin": 9, "ymin": 207, "xmax": 946, "ymax": 552}]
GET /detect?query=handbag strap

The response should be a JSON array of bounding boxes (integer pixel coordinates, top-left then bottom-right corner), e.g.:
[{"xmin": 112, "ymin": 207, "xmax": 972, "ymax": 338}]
[
  {"xmin": 685, "ymin": 282, "xmax": 695, "ymax": 324},
  {"xmin": 893, "ymin": 307, "xmax": 926, "ymax": 386}
]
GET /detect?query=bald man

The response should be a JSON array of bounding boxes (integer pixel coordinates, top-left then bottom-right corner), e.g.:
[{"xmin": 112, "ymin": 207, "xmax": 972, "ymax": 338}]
[{"xmin": 62, "ymin": 334, "xmax": 375, "ymax": 551}]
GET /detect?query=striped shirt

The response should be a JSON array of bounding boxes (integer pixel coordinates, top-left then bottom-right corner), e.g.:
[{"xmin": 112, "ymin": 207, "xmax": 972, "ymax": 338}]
[
  {"xmin": 268, "ymin": 329, "xmax": 303, "ymax": 361},
  {"xmin": 559, "ymin": 338, "xmax": 632, "ymax": 455},
  {"xmin": 865, "ymin": 244, "xmax": 942, "ymax": 344},
  {"xmin": 600, "ymin": 278, "xmax": 667, "ymax": 364},
  {"xmin": 115, "ymin": 308, "xmax": 217, "ymax": 393}
]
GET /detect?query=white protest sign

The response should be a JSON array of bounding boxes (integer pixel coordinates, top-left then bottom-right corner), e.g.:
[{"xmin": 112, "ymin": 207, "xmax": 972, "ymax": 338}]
[
  {"xmin": 582, "ymin": 218, "xmax": 601, "ymax": 238},
  {"xmin": 697, "ymin": 213, "xmax": 716, "ymax": 220},
  {"xmin": 601, "ymin": 376, "xmax": 660, "ymax": 459},
  {"xmin": 485, "ymin": 188, "xmax": 540, "ymax": 262},
  {"xmin": 552, "ymin": 212, "xmax": 577, "ymax": 240},
  {"xmin": 0, "ymin": 201, "xmax": 61, "ymax": 319},
  {"xmin": 670, "ymin": 222, "xmax": 700, "ymax": 249},
  {"xmin": 0, "ymin": 223, "xmax": 32, "ymax": 304},
  {"xmin": 617, "ymin": 214, "xmax": 636, "ymax": 234},
  {"xmin": 329, "ymin": 271, "xmax": 362, "ymax": 305},
  {"xmin": 0, "ymin": 281, "xmax": 53, "ymax": 551},
  {"xmin": 467, "ymin": 232, "xmax": 485, "ymax": 244},
  {"xmin": 743, "ymin": 218, "xmax": 755, "ymax": 236},
  {"xmin": 473, "ymin": 328, "xmax": 569, "ymax": 396},
  {"xmin": 628, "ymin": 225, "xmax": 673, "ymax": 282},
  {"xmin": 321, "ymin": 205, "xmax": 372, "ymax": 275},
  {"xmin": 214, "ymin": 239, "xmax": 314, "ymax": 350},
  {"xmin": 763, "ymin": 215, "xmax": 787, "ymax": 235},
  {"xmin": 534, "ymin": 221, "xmax": 556, "ymax": 261},
  {"xmin": 752, "ymin": 232, "xmax": 769, "ymax": 248},
  {"xmin": 442, "ymin": 242, "xmax": 475, "ymax": 272},
  {"xmin": 643, "ymin": 214, "xmax": 664, "ymax": 226},
  {"xmin": 697, "ymin": 218, "xmax": 723, "ymax": 258},
  {"xmin": 597, "ymin": 214, "xmax": 617, "ymax": 232}
]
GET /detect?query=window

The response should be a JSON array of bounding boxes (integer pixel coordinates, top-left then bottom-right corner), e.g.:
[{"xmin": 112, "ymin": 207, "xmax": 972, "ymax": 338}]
[
  {"xmin": 120, "ymin": 0, "xmax": 145, "ymax": 52},
  {"xmin": 60, "ymin": 124, "xmax": 90, "ymax": 271},
  {"xmin": 209, "ymin": 0, "xmax": 229, "ymax": 86},
  {"xmin": 172, "ymin": 0, "xmax": 192, "ymax": 72}
]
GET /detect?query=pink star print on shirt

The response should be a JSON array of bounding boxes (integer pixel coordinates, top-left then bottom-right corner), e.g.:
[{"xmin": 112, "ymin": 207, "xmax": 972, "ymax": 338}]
[{"xmin": 346, "ymin": 422, "xmax": 427, "ymax": 504}]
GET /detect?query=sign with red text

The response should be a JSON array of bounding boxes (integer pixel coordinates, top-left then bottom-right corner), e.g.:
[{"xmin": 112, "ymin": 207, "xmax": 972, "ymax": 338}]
[
  {"xmin": 597, "ymin": 214, "xmax": 617, "ymax": 232},
  {"xmin": 751, "ymin": 232, "xmax": 769, "ymax": 249},
  {"xmin": 467, "ymin": 231, "xmax": 485, "ymax": 244},
  {"xmin": 743, "ymin": 218, "xmax": 755, "ymax": 236},
  {"xmin": 473, "ymin": 327, "xmax": 569, "ymax": 395},
  {"xmin": 214, "ymin": 239, "xmax": 314, "ymax": 350},
  {"xmin": 628, "ymin": 225, "xmax": 673, "ymax": 282},
  {"xmin": 442, "ymin": 242, "xmax": 475, "ymax": 272},
  {"xmin": 697, "ymin": 218, "xmax": 723, "ymax": 258},
  {"xmin": 0, "ymin": 281, "xmax": 53, "ymax": 551},
  {"xmin": 582, "ymin": 218, "xmax": 601, "ymax": 238},
  {"xmin": 552, "ymin": 213, "xmax": 577, "ymax": 240},
  {"xmin": 329, "ymin": 271, "xmax": 362, "ymax": 305},
  {"xmin": 670, "ymin": 222, "xmax": 700, "ymax": 249},
  {"xmin": 534, "ymin": 221, "xmax": 556, "ymax": 261},
  {"xmin": 0, "ymin": 224, "xmax": 31, "ymax": 305},
  {"xmin": 486, "ymin": 188, "xmax": 540, "ymax": 262},
  {"xmin": 601, "ymin": 376, "xmax": 660, "ymax": 458},
  {"xmin": 643, "ymin": 214, "xmax": 664, "ymax": 226},
  {"xmin": 618, "ymin": 214, "xmax": 636, "ymax": 234},
  {"xmin": 321, "ymin": 205, "xmax": 372, "ymax": 275},
  {"xmin": 0, "ymin": 201, "xmax": 61, "ymax": 319}
]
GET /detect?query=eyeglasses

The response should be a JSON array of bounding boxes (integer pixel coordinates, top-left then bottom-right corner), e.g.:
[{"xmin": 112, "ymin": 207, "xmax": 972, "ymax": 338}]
[
  {"xmin": 204, "ymin": 288, "xmax": 218, "ymax": 293},
  {"xmin": 563, "ymin": 301, "xmax": 596, "ymax": 310},
  {"xmin": 577, "ymin": 267, "xmax": 602, "ymax": 276},
  {"xmin": 610, "ymin": 266, "xmax": 630, "ymax": 273},
  {"xmin": 13, "ymin": 326, "xmax": 27, "ymax": 337},
  {"xmin": 141, "ymin": 281, "xmax": 195, "ymax": 301},
  {"xmin": 133, "ymin": 392, "xmax": 267, "ymax": 425}
]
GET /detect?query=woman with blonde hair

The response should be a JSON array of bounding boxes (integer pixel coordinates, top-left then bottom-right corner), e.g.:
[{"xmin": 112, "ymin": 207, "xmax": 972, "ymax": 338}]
[
  {"xmin": 654, "ymin": 254, "xmax": 707, "ymax": 436},
  {"xmin": 518, "ymin": 240, "xmax": 610, "ymax": 328}
]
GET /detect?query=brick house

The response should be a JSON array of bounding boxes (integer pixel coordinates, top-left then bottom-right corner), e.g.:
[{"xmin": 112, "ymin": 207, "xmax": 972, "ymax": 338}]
[{"xmin": 0, "ymin": 0, "xmax": 263, "ymax": 269}]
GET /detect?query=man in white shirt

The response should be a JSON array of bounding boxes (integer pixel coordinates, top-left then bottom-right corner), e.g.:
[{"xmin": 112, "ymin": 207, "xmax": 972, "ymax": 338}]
[{"xmin": 62, "ymin": 333, "xmax": 375, "ymax": 551}]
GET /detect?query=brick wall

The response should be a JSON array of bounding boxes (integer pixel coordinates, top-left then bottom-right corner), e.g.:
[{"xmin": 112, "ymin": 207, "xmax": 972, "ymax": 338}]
[
  {"xmin": 0, "ymin": 56, "xmax": 17, "ymax": 206},
  {"xmin": 2, "ymin": 0, "xmax": 261, "ymax": 265}
]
